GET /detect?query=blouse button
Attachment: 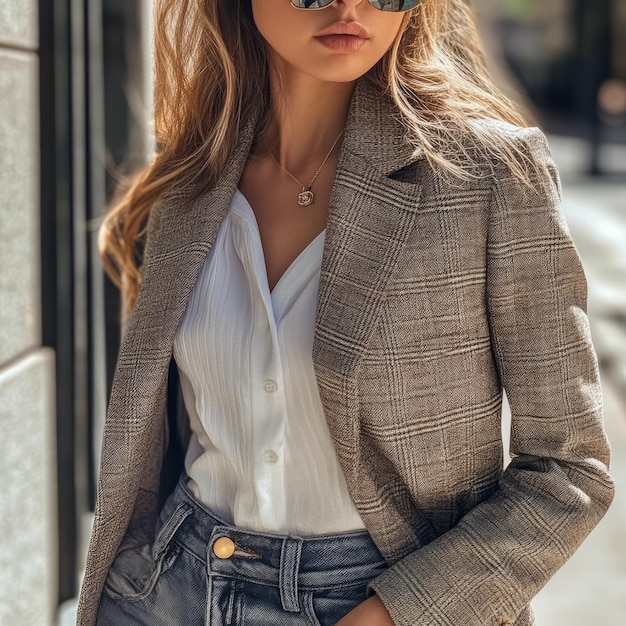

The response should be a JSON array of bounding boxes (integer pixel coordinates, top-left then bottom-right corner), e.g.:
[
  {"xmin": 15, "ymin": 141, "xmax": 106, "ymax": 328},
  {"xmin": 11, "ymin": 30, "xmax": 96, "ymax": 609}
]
[
  {"xmin": 264, "ymin": 450, "xmax": 279, "ymax": 464},
  {"xmin": 263, "ymin": 379, "xmax": 278, "ymax": 393},
  {"xmin": 213, "ymin": 537, "xmax": 236, "ymax": 559}
]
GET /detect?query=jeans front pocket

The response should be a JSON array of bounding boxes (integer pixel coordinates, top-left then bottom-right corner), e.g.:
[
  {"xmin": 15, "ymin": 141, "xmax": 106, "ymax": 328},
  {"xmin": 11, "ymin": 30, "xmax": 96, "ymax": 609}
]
[{"xmin": 103, "ymin": 502, "xmax": 193, "ymax": 602}]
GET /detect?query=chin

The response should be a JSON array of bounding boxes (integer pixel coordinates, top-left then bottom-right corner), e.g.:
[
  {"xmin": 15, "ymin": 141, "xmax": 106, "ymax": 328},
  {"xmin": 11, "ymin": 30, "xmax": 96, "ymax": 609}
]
[{"xmin": 301, "ymin": 60, "xmax": 379, "ymax": 84}]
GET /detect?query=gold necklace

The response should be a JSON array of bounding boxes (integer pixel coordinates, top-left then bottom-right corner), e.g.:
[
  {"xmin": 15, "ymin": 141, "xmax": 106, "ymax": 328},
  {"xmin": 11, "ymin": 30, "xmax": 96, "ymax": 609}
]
[{"xmin": 265, "ymin": 129, "xmax": 344, "ymax": 206}]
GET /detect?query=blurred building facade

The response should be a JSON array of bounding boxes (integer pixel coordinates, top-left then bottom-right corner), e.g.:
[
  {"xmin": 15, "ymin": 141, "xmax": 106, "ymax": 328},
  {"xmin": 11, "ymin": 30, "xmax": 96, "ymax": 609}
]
[
  {"xmin": 0, "ymin": 1, "xmax": 624, "ymax": 625},
  {"xmin": 478, "ymin": 0, "xmax": 626, "ymax": 174}
]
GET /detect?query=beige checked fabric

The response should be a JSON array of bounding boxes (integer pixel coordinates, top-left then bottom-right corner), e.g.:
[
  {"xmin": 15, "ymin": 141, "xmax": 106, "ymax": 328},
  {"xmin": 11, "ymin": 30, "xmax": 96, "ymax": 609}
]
[{"xmin": 77, "ymin": 77, "xmax": 614, "ymax": 626}]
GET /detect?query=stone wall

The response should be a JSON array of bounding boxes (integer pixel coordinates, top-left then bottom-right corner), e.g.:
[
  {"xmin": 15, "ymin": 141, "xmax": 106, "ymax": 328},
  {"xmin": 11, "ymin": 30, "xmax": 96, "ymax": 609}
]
[{"xmin": 0, "ymin": 2, "xmax": 58, "ymax": 625}]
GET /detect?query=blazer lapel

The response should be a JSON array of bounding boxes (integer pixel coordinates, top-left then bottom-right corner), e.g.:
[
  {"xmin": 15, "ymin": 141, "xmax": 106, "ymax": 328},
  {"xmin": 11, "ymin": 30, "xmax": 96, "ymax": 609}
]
[{"xmin": 312, "ymin": 79, "xmax": 424, "ymax": 478}]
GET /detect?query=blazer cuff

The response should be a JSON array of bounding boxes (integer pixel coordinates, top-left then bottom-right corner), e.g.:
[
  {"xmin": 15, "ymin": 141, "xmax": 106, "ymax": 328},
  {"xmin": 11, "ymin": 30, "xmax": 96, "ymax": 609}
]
[{"xmin": 365, "ymin": 550, "xmax": 518, "ymax": 626}]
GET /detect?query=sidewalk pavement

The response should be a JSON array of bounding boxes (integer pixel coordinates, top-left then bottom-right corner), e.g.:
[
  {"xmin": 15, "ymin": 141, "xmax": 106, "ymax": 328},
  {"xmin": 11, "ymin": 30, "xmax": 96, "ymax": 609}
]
[{"xmin": 530, "ymin": 135, "xmax": 626, "ymax": 625}]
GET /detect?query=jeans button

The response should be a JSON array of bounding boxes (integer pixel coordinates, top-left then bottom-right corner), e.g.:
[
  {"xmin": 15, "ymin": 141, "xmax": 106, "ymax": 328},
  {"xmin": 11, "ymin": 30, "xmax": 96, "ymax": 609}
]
[{"xmin": 213, "ymin": 537, "xmax": 236, "ymax": 559}]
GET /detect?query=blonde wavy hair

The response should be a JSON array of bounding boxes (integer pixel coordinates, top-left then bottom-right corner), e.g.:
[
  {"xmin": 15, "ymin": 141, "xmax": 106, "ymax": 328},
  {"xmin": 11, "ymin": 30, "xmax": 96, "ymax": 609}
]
[{"xmin": 103, "ymin": 0, "xmax": 530, "ymax": 314}]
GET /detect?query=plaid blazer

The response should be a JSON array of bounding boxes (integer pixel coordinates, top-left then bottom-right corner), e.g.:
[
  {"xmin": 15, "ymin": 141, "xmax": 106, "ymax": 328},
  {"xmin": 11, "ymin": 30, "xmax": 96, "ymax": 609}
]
[{"xmin": 77, "ymin": 77, "xmax": 614, "ymax": 625}]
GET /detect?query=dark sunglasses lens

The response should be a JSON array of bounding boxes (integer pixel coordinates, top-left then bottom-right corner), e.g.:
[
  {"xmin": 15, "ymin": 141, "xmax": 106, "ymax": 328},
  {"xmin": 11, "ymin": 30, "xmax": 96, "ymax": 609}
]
[
  {"xmin": 291, "ymin": 0, "xmax": 419, "ymax": 11},
  {"xmin": 369, "ymin": 0, "xmax": 419, "ymax": 10},
  {"xmin": 290, "ymin": 1, "xmax": 336, "ymax": 8}
]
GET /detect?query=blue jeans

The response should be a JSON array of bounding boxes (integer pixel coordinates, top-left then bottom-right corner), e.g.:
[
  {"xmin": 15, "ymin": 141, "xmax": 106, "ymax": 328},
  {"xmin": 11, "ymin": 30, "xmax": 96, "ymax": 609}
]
[{"xmin": 97, "ymin": 473, "xmax": 389, "ymax": 625}]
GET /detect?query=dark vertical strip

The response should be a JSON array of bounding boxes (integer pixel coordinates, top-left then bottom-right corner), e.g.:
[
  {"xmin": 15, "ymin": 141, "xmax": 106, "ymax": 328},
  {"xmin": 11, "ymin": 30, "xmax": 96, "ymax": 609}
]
[
  {"xmin": 86, "ymin": 0, "xmax": 107, "ymax": 511},
  {"xmin": 101, "ymin": 3, "xmax": 126, "ymax": 404},
  {"xmin": 39, "ymin": 0, "xmax": 77, "ymax": 605},
  {"xmin": 573, "ymin": 0, "xmax": 613, "ymax": 175},
  {"xmin": 70, "ymin": 0, "xmax": 89, "ymax": 554}
]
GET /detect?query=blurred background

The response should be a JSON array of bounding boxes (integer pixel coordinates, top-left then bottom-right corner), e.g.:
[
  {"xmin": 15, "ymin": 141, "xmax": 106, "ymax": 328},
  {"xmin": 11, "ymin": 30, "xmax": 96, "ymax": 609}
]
[{"xmin": 0, "ymin": 0, "xmax": 624, "ymax": 624}]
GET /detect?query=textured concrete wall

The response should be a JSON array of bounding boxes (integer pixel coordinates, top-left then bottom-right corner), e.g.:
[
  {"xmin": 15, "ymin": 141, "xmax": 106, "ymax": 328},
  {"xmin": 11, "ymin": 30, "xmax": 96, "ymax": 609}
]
[
  {"xmin": 0, "ymin": 0, "xmax": 38, "ymax": 50},
  {"xmin": 0, "ymin": 49, "xmax": 40, "ymax": 365},
  {"xmin": 0, "ymin": 2, "xmax": 58, "ymax": 625},
  {"xmin": 0, "ymin": 352, "xmax": 56, "ymax": 626}
]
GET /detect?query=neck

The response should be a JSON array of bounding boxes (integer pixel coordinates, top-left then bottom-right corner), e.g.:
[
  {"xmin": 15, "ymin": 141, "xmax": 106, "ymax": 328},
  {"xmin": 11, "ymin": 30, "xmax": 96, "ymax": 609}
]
[{"xmin": 255, "ymin": 57, "xmax": 356, "ymax": 177}]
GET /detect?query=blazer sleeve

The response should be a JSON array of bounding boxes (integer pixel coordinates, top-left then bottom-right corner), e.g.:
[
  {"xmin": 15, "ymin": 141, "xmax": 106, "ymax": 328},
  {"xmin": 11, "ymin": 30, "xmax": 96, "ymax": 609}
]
[{"xmin": 365, "ymin": 127, "xmax": 615, "ymax": 625}]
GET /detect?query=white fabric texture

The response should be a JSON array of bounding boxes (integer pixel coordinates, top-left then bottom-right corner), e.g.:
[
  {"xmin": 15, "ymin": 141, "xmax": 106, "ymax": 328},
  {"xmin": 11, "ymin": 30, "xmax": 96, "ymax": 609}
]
[{"xmin": 173, "ymin": 188, "xmax": 366, "ymax": 535}]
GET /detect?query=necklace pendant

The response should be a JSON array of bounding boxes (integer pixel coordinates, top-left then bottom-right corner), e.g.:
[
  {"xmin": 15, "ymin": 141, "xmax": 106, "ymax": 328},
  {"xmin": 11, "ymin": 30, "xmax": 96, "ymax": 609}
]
[{"xmin": 298, "ymin": 189, "xmax": 314, "ymax": 207}]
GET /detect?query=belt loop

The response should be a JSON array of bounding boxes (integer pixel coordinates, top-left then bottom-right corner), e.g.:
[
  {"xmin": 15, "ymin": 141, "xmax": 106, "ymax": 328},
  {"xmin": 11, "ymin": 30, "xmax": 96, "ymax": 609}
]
[
  {"xmin": 153, "ymin": 503, "xmax": 193, "ymax": 562},
  {"xmin": 279, "ymin": 536, "xmax": 303, "ymax": 612}
]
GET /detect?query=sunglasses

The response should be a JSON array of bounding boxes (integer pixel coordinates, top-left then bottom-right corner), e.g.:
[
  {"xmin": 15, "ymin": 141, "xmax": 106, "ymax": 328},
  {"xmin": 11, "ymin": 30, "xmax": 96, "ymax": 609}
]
[{"xmin": 290, "ymin": 1, "xmax": 419, "ymax": 13}]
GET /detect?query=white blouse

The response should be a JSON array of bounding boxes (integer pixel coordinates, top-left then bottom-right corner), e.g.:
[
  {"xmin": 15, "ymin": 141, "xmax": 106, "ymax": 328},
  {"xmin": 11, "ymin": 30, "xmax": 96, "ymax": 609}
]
[{"xmin": 173, "ymin": 188, "xmax": 366, "ymax": 535}]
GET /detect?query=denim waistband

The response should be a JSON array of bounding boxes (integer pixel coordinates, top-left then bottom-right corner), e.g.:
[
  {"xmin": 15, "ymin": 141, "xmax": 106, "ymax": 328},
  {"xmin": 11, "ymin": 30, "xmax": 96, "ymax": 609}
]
[{"xmin": 157, "ymin": 473, "xmax": 388, "ymax": 594}]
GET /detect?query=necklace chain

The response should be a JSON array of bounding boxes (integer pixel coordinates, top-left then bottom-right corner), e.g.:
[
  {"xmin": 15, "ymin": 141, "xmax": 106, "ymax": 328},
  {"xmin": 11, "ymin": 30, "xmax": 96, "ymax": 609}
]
[{"xmin": 265, "ymin": 129, "xmax": 344, "ymax": 206}]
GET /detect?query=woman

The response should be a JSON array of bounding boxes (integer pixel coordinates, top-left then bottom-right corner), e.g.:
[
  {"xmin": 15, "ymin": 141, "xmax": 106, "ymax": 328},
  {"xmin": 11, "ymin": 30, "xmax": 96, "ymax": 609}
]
[{"xmin": 78, "ymin": 0, "xmax": 614, "ymax": 624}]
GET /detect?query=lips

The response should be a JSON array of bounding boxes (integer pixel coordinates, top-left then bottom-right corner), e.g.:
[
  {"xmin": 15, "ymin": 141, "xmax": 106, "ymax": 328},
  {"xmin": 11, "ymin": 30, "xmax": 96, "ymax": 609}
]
[
  {"xmin": 313, "ymin": 21, "xmax": 370, "ymax": 39},
  {"xmin": 313, "ymin": 20, "xmax": 370, "ymax": 53}
]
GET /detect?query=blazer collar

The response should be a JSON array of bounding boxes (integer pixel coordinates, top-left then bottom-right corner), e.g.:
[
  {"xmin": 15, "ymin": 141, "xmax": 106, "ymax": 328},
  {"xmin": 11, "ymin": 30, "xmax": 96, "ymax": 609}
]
[{"xmin": 340, "ymin": 76, "xmax": 423, "ymax": 176}]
